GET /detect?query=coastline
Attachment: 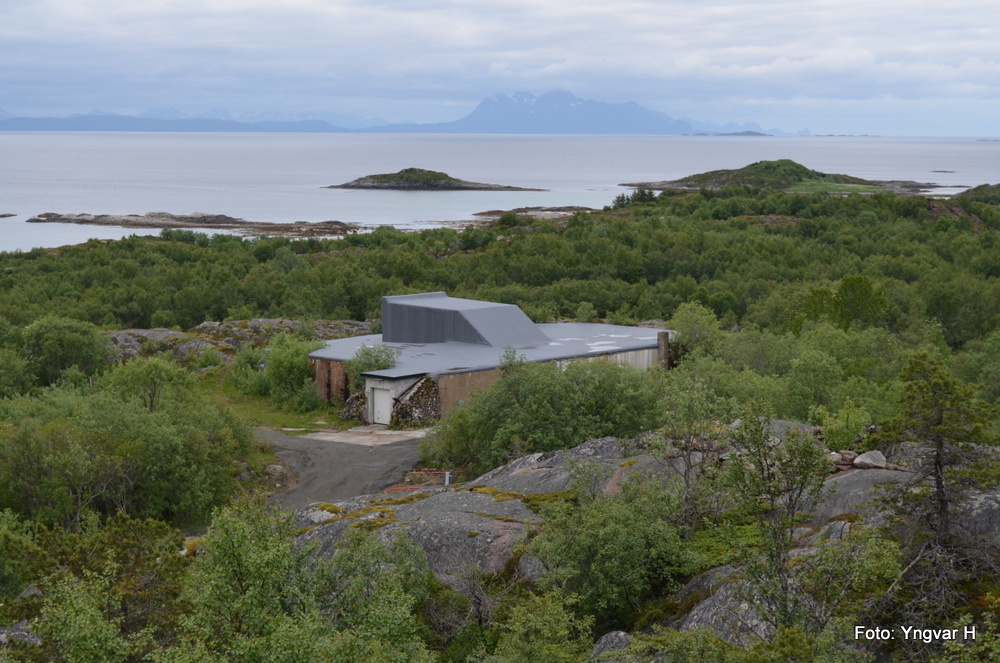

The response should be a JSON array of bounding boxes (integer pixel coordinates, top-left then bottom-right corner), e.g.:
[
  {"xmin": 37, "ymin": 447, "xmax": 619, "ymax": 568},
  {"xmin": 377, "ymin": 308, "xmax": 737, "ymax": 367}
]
[{"xmin": 25, "ymin": 212, "xmax": 364, "ymax": 238}]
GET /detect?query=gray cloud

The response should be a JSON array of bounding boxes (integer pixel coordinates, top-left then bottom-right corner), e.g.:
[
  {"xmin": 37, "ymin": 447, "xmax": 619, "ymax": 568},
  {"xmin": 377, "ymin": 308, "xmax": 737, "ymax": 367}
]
[{"xmin": 1, "ymin": 0, "xmax": 997, "ymax": 134}]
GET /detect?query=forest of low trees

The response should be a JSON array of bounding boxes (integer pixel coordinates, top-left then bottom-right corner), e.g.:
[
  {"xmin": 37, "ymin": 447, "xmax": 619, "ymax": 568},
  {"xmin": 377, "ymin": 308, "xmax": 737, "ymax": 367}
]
[{"xmin": 1, "ymin": 184, "xmax": 1000, "ymax": 661}]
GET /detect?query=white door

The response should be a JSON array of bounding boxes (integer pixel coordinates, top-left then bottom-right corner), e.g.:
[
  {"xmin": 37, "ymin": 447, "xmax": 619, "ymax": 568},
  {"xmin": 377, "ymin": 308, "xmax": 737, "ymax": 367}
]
[{"xmin": 372, "ymin": 388, "xmax": 392, "ymax": 424}]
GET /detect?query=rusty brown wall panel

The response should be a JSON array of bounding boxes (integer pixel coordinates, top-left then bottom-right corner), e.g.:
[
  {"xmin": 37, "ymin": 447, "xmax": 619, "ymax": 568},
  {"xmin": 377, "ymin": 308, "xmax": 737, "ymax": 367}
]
[
  {"xmin": 329, "ymin": 361, "xmax": 348, "ymax": 401},
  {"xmin": 312, "ymin": 359, "xmax": 329, "ymax": 400},
  {"xmin": 438, "ymin": 369, "xmax": 500, "ymax": 414},
  {"xmin": 313, "ymin": 359, "xmax": 348, "ymax": 402}
]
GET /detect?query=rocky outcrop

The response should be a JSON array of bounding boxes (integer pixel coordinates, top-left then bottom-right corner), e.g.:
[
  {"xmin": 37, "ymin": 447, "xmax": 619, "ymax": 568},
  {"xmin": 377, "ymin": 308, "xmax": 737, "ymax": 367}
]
[
  {"xmin": 669, "ymin": 566, "xmax": 770, "ymax": 647},
  {"xmin": 810, "ymin": 468, "xmax": 913, "ymax": 526},
  {"xmin": 26, "ymin": 212, "xmax": 360, "ymax": 238},
  {"xmin": 0, "ymin": 620, "xmax": 41, "ymax": 647},
  {"xmin": 289, "ymin": 425, "xmax": 912, "ymax": 593},
  {"xmin": 294, "ymin": 436, "xmax": 649, "ymax": 586},
  {"xmin": 108, "ymin": 318, "xmax": 370, "ymax": 360},
  {"xmin": 328, "ymin": 167, "xmax": 545, "ymax": 191},
  {"xmin": 589, "ymin": 631, "xmax": 633, "ymax": 661}
]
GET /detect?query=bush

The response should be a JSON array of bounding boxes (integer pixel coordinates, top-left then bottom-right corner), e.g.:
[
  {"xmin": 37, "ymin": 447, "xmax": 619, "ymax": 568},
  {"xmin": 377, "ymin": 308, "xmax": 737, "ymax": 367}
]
[
  {"xmin": 22, "ymin": 316, "xmax": 113, "ymax": 385},
  {"xmin": 532, "ymin": 478, "xmax": 699, "ymax": 631},
  {"xmin": 344, "ymin": 343, "xmax": 402, "ymax": 393},
  {"xmin": 422, "ymin": 358, "xmax": 660, "ymax": 475},
  {"xmin": 266, "ymin": 334, "xmax": 322, "ymax": 407},
  {"xmin": 230, "ymin": 336, "xmax": 323, "ymax": 411}
]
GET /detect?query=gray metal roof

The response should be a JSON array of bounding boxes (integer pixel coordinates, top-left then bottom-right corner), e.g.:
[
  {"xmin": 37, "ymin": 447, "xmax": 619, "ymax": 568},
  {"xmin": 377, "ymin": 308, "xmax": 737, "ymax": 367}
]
[
  {"xmin": 310, "ymin": 321, "xmax": 672, "ymax": 380},
  {"xmin": 381, "ymin": 292, "xmax": 549, "ymax": 347}
]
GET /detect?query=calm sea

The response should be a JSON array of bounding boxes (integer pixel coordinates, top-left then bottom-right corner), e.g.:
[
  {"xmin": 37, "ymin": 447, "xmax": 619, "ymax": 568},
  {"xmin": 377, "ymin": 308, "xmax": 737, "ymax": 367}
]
[{"xmin": 1, "ymin": 132, "xmax": 998, "ymax": 253}]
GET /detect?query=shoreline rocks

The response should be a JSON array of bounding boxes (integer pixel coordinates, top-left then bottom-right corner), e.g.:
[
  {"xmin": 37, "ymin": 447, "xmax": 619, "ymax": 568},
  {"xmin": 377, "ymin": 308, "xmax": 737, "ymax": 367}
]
[{"xmin": 25, "ymin": 212, "xmax": 362, "ymax": 238}]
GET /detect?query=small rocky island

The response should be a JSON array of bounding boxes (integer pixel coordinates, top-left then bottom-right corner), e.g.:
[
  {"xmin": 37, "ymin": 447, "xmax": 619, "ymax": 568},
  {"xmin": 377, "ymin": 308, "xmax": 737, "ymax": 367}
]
[
  {"xmin": 25, "ymin": 212, "xmax": 361, "ymax": 238},
  {"xmin": 327, "ymin": 167, "xmax": 545, "ymax": 191},
  {"xmin": 621, "ymin": 159, "xmax": 957, "ymax": 196}
]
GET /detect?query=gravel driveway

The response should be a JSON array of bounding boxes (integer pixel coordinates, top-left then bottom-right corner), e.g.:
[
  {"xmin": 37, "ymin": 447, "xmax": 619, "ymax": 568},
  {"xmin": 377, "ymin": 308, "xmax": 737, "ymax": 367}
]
[{"xmin": 259, "ymin": 428, "xmax": 424, "ymax": 509}]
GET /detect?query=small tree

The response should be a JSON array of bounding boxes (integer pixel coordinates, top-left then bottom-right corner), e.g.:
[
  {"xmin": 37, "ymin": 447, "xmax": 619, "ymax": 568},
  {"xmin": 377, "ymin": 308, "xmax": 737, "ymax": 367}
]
[
  {"xmin": 878, "ymin": 352, "xmax": 997, "ymax": 544},
  {"xmin": 108, "ymin": 357, "xmax": 194, "ymax": 413},
  {"xmin": 724, "ymin": 405, "xmax": 830, "ymax": 634},
  {"xmin": 22, "ymin": 316, "xmax": 113, "ymax": 384},
  {"xmin": 344, "ymin": 344, "xmax": 403, "ymax": 393}
]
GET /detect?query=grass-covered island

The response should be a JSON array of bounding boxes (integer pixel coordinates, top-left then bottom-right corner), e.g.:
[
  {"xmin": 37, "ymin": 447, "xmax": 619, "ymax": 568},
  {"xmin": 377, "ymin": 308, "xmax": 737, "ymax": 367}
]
[
  {"xmin": 327, "ymin": 166, "xmax": 546, "ymax": 191},
  {"xmin": 622, "ymin": 158, "xmax": 949, "ymax": 195}
]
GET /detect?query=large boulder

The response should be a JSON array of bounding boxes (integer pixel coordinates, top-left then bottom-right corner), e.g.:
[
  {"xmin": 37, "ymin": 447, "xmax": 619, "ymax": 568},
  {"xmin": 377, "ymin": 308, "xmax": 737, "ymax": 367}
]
[
  {"xmin": 669, "ymin": 566, "xmax": 772, "ymax": 647},
  {"xmin": 809, "ymin": 468, "xmax": 913, "ymax": 526},
  {"xmin": 852, "ymin": 450, "xmax": 887, "ymax": 470},
  {"xmin": 297, "ymin": 488, "xmax": 539, "ymax": 583}
]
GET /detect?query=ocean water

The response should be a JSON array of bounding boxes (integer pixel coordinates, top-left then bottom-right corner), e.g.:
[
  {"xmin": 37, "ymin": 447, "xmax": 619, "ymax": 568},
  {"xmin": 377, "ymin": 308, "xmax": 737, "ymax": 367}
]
[{"xmin": 1, "ymin": 132, "xmax": 998, "ymax": 253}]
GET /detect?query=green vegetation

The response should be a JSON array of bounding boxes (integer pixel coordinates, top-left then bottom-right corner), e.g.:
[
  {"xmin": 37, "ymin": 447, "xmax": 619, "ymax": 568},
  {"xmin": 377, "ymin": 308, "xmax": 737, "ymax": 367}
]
[
  {"xmin": 230, "ymin": 332, "xmax": 325, "ymax": 412},
  {"xmin": 786, "ymin": 180, "xmax": 884, "ymax": 194},
  {"xmin": 662, "ymin": 159, "xmax": 872, "ymax": 191},
  {"xmin": 2, "ymin": 165, "xmax": 1000, "ymax": 661},
  {"xmin": 345, "ymin": 342, "xmax": 403, "ymax": 392},
  {"xmin": 370, "ymin": 167, "xmax": 459, "ymax": 186},
  {"xmin": 422, "ymin": 354, "xmax": 660, "ymax": 475}
]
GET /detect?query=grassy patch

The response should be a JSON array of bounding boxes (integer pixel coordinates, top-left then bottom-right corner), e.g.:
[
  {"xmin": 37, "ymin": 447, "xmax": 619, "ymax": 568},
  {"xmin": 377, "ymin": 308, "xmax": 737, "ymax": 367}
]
[
  {"xmin": 460, "ymin": 486, "xmax": 576, "ymax": 513},
  {"xmin": 688, "ymin": 524, "xmax": 764, "ymax": 570},
  {"xmin": 370, "ymin": 492, "xmax": 431, "ymax": 506},
  {"xmin": 183, "ymin": 537, "xmax": 204, "ymax": 556},
  {"xmin": 786, "ymin": 181, "xmax": 884, "ymax": 194},
  {"xmin": 521, "ymin": 490, "xmax": 576, "ymax": 514},
  {"xmin": 461, "ymin": 485, "xmax": 524, "ymax": 502},
  {"xmin": 195, "ymin": 369, "xmax": 347, "ymax": 433}
]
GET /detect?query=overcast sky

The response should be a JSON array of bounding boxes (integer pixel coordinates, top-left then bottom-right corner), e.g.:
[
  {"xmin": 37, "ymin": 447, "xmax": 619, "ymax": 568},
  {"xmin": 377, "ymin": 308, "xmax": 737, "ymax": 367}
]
[{"xmin": 2, "ymin": 0, "xmax": 997, "ymax": 135}]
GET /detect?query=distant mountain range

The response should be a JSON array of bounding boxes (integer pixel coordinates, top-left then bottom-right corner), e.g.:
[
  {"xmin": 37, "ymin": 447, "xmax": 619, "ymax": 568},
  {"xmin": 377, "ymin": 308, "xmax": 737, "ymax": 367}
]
[{"xmin": 0, "ymin": 93, "xmax": 808, "ymax": 136}]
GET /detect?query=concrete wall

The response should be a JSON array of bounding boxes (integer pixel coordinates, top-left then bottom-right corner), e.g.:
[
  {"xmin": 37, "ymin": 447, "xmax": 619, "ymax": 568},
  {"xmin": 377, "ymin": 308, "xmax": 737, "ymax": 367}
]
[
  {"xmin": 554, "ymin": 348, "xmax": 659, "ymax": 371},
  {"xmin": 312, "ymin": 358, "xmax": 348, "ymax": 402}
]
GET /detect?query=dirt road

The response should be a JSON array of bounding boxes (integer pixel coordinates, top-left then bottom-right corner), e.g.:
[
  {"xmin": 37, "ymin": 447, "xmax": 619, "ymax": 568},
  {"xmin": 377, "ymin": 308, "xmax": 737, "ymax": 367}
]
[{"xmin": 259, "ymin": 429, "xmax": 423, "ymax": 509}]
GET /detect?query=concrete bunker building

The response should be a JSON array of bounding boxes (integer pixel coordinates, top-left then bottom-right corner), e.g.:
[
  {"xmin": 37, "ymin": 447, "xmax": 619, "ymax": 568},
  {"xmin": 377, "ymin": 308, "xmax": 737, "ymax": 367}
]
[{"xmin": 310, "ymin": 292, "xmax": 672, "ymax": 425}]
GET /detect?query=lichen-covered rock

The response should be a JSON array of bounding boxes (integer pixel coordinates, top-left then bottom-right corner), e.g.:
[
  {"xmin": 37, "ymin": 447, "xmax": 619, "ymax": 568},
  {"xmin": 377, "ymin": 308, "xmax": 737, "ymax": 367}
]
[
  {"xmin": 0, "ymin": 620, "xmax": 41, "ymax": 647},
  {"xmin": 464, "ymin": 436, "xmax": 651, "ymax": 496},
  {"xmin": 589, "ymin": 631, "xmax": 633, "ymax": 661},
  {"xmin": 959, "ymin": 490, "xmax": 1000, "ymax": 548},
  {"xmin": 296, "ymin": 487, "xmax": 539, "ymax": 585},
  {"xmin": 108, "ymin": 318, "xmax": 371, "ymax": 361},
  {"xmin": 809, "ymin": 468, "xmax": 912, "ymax": 526},
  {"xmin": 670, "ymin": 566, "xmax": 771, "ymax": 647}
]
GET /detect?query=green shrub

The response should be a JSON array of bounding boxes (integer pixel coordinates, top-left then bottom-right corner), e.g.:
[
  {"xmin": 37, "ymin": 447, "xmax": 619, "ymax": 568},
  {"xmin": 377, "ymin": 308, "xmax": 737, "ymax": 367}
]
[
  {"xmin": 344, "ymin": 343, "xmax": 402, "ymax": 393},
  {"xmin": 422, "ymin": 358, "xmax": 660, "ymax": 475},
  {"xmin": 22, "ymin": 316, "xmax": 113, "ymax": 385}
]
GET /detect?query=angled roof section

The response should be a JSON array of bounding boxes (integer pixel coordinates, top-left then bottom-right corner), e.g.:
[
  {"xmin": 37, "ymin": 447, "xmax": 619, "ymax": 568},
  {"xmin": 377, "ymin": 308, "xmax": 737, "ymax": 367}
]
[{"xmin": 381, "ymin": 292, "xmax": 549, "ymax": 348}]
